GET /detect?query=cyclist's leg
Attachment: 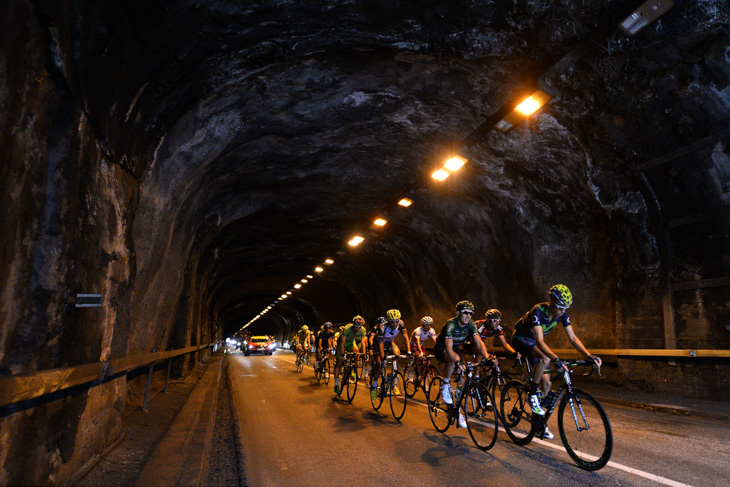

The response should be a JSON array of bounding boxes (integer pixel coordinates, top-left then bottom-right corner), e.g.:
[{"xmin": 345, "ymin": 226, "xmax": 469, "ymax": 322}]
[{"xmin": 513, "ymin": 334, "xmax": 547, "ymax": 414}]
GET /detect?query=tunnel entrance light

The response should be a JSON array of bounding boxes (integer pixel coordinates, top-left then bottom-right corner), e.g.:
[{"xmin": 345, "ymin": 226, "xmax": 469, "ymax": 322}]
[
  {"xmin": 373, "ymin": 218, "xmax": 387, "ymax": 227},
  {"xmin": 325, "ymin": 258, "xmax": 334, "ymax": 265},
  {"xmin": 398, "ymin": 198, "xmax": 413, "ymax": 207},
  {"xmin": 348, "ymin": 235, "xmax": 364, "ymax": 247},
  {"xmin": 496, "ymin": 90, "xmax": 551, "ymax": 133},
  {"xmin": 619, "ymin": 0, "xmax": 674, "ymax": 36},
  {"xmin": 315, "ymin": 267, "xmax": 324, "ymax": 273}
]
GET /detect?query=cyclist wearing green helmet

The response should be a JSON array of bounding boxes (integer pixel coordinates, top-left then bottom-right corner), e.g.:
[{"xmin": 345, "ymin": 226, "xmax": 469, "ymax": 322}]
[
  {"xmin": 511, "ymin": 284, "xmax": 601, "ymax": 439},
  {"xmin": 434, "ymin": 300, "xmax": 490, "ymax": 427},
  {"xmin": 333, "ymin": 315, "xmax": 367, "ymax": 395}
]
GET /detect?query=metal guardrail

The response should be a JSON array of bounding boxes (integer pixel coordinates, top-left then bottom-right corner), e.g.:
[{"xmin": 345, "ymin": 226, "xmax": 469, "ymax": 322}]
[
  {"xmin": 0, "ymin": 342, "xmax": 217, "ymax": 408},
  {"xmin": 487, "ymin": 347, "xmax": 730, "ymax": 359}
]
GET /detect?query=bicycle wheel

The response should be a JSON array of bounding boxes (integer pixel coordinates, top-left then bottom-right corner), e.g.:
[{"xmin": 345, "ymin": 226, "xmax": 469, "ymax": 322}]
[
  {"xmin": 370, "ymin": 378, "xmax": 384, "ymax": 411},
  {"xmin": 323, "ymin": 359, "xmax": 330, "ymax": 385},
  {"xmin": 405, "ymin": 366, "xmax": 420, "ymax": 398},
  {"xmin": 313, "ymin": 360, "xmax": 322, "ymax": 382},
  {"xmin": 465, "ymin": 383, "xmax": 499, "ymax": 450},
  {"xmin": 357, "ymin": 355, "xmax": 366, "ymax": 379},
  {"xmin": 423, "ymin": 366, "xmax": 438, "ymax": 396},
  {"xmin": 500, "ymin": 380, "xmax": 535, "ymax": 445},
  {"xmin": 389, "ymin": 371, "xmax": 407, "ymax": 421},
  {"xmin": 296, "ymin": 355, "xmax": 303, "ymax": 373},
  {"xmin": 558, "ymin": 388, "xmax": 613, "ymax": 471},
  {"xmin": 346, "ymin": 365, "xmax": 358, "ymax": 403},
  {"xmin": 426, "ymin": 376, "xmax": 450, "ymax": 433}
]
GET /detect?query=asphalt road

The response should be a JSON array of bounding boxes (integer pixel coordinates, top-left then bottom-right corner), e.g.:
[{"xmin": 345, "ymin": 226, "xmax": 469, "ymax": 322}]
[{"xmin": 228, "ymin": 351, "xmax": 729, "ymax": 487}]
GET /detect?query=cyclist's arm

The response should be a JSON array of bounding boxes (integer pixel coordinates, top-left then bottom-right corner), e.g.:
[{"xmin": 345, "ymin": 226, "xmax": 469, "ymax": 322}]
[
  {"xmin": 533, "ymin": 326, "xmax": 557, "ymax": 360},
  {"xmin": 339, "ymin": 335, "xmax": 346, "ymax": 356},
  {"xmin": 565, "ymin": 327, "xmax": 602, "ymax": 366},
  {"xmin": 496, "ymin": 334, "xmax": 518, "ymax": 356},
  {"xmin": 474, "ymin": 333, "xmax": 490, "ymax": 360},
  {"xmin": 445, "ymin": 337, "xmax": 461, "ymax": 363},
  {"xmin": 402, "ymin": 328, "xmax": 411, "ymax": 352},
  {"xmin": 360, "ymin": 336, "xmax": 367, "ymax": 353}
]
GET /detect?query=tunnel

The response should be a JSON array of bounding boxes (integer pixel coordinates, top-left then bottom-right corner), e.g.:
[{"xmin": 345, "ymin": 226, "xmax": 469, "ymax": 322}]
[{"xmin": 1, "ymin": 0, "xmax": 729, "ymax": 484}]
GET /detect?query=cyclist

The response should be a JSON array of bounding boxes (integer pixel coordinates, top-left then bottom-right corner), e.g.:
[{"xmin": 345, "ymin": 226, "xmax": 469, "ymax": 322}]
[
  {"xmin": 464, "ymin": 309, "xmax": 520, "ymax": 360},
  {"xmin": 434, "ymin": 300, "xmax": 489, "ymax": 428},
  {"xmin": 512, "ymin": 284, "xmax": 602, "ymax": 439},
  {"xmin": 333, "ymin": 316, "xmax": 368, "ymax": 395},
  {"xmin": 369, "ymin": 309, "xmax": 411, "ymax": 399},
  {"xmin": 410, "ymin": 316, "xmax": 437, "ymax": 360},
  {"xmin": 295, "ymin": 325, "xmax": 311, "ymax": 363},
  {"xmin": 316, "ymin": 322, "xmax": 336, "ymax": 368}
]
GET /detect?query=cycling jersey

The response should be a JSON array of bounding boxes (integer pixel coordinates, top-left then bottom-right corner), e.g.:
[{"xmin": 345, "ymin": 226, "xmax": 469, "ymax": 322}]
[
  {"xmin": 411, "ymin": 326, "xmax": 437, "ymax": 348},
  {"xmin": 514, "ymin": 303, "xmax": 571, "ymax": 339},
  {"xmin": 296, "ymin": 330, "xmax": 309, "ymax": 345},
  {"xmin": 436, "ymin": 317, "xmax": 479, "ymax": 346},
  {"xmin": 341, "ymin": 324, "xmax": 366, "ymax": 347},
  {"xmin": 318, "ymin": 329, "xmax": 335, "ymax": 348},
  {"xmin": 375, "ymin": 322, "xmax": 406, "ymax": 343},
  {"xmin": 474, "ymin": 319, "xmax": 505, "ymax": 339}
]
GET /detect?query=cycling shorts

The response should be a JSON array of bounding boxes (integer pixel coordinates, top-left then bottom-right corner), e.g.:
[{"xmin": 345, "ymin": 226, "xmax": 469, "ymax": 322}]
[
  {"xmin": 335, "ymin": 341, "xmax": 359, "ymax": 360},
  {"xmin": 434, "ymin": 343, "xmax": 461, "ymax": 363},
  {"xmin": 512, "ymin": 334, "xmax": 553, "ymax": 372}
]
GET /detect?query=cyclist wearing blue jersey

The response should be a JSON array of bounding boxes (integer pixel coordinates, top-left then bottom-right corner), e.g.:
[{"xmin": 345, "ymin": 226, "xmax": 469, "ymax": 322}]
[{"xmin": 512, "ymin": 284, "xmax": 601, "ymax": 438}]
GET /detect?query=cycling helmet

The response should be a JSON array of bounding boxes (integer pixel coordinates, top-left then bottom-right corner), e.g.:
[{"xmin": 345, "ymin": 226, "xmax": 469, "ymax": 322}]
[
  {"xmin": 377, "ymin": 316, "xmax": 387, "ymax": 325},
  {"xmin": 301, "ymin": 325, "xmax": 309, "ymax": 331},
  {"xmin": 352, "ymin": 315, "xmax": 365, "ymax": 327},
  {"xmin": 386, "ymin": 309, "xmax": 401, "ymax": 320},
  {"xmin": 549, "ymin": 284, "xmax": 573, "ymax": 308},
  {"xmin": 485, "ymin": 309, "xmax": 502, "ymax": 320},
  {"xmin": 455, "ymin": 300, "xmax": 475, "ymax": 313},
  {"xmin": 323, "ymin": 322, "xmax": 332, "ymax": 328},
  {"xmin": 421, "ymin": 316, "xmax": 434, "ymax": 326}
]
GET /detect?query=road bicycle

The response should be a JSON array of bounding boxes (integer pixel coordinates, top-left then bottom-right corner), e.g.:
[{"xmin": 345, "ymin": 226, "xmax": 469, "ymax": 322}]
[
  {"xmin": 313, "ymin": 349, "xmax": 332, "ymax": 385},
  {"xmin": 500, "ymin": 359, "xmax": 613, "ymax": 470},
  {"xmin": 336, "ymin": 352, "xmax": 362, "ymax": 403},
  {"xmin": 369, "ymin": 354, "xmax": 408, "ymax": 421},
  {"xmin": 295, "ymin": 347, "xmax": 310, "ymax": 373},
  {"xmin": 404, "ymin": 354, "xmax": 439, "ymax": 399},
  {"xmin": 426, "ymin": 362, "xmax": 499, "ymax": 451}
]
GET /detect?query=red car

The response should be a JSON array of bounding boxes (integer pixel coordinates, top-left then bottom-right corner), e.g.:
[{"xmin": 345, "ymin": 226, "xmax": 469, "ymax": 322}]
[{"xmin": 244, "ymin": 336, "xmax": 277, "ymax": 356}]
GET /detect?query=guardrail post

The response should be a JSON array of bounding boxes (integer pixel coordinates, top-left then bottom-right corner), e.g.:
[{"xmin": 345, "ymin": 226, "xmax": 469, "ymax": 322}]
[
  {"xmin": 163, "ymin": 359, "xmax": 172, "ymax": 393},
  {"xmin": 142, "ymin": 362, "xmax": 155, "ymax": 411}
]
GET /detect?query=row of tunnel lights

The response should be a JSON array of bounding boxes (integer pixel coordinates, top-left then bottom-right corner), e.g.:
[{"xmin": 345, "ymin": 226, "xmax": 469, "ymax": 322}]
[
  {"xmin": 236, "ymin": 1, "xmax": 674, "ymax": 335},
  {"xmin": 238, "ymin": 91, "xmax": 551, "ymax": 331}
]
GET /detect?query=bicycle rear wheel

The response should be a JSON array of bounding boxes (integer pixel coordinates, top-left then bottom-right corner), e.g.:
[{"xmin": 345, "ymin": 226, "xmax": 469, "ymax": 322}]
[
  {"xmin": 558, "ymin": 388, "xmax": 613, "ymax": 471},
  {"xmin": 314, "ymin": 360, "xmax": 322, "ymax": 382},
  {"xmin": 346, "ymin": 365, "xmax": 358, "ymax": 403},
  {"xmin": 323, "ymin": 359, "xmax": 330, "ymax": 385},
  {"xmin": 500, "ymin": 380, "xmax": 535, "ymax": 445},
  {"xmin": 296, "ymin": 355, "xmax": 303, "ymax": 373},
  {"xmin": 426, "ymin": 376, "xmax": 450, "ymax": 432},
  {"xmin": 389, "ymin": 371, "xmax": 407, "ymax": 421},
  {"xmin": 465, "ymin": 383, "xmax": 499, "ymax": 450},
  {"xmin": 423, "ymin": 366, "xmax": 438, "ymax": 396}
]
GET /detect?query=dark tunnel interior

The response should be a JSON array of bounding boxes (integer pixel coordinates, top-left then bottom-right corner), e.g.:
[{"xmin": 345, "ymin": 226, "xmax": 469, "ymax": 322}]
[{"xmin": 1, "ymin": 0, "xmax": 729, "ymax": 483}]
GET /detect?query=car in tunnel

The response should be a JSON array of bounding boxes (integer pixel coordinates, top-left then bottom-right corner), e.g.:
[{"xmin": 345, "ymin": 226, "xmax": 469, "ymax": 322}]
[{"xmin": 244, "ymin": 336, "xmax": 277, "ymax": 356}]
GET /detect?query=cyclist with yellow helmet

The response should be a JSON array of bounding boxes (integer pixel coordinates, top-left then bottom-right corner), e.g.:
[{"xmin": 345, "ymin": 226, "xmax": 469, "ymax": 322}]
[
  {"xmin": 296, "ymin": 325, "xmax": 311, "ymax": 364},
  {"xmin": 512, "ymin": 284, "xmax": 601, "ymax": 439},
  {"xmin": 434, "ymin": 300, "xmax": 490, "ymax": 427},
  {"xmin": 333, "ymin": 316, "xmax": 367, "ymax": 395},
  {"xmin": 369, "ymin": 309, "xmax": 410, "ymax": 399}
]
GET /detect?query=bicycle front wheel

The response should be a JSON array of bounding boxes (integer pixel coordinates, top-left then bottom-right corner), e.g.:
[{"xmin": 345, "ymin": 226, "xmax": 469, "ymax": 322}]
[
  {"xmin": 323, "ymin": 359, "xmax": 330, "ymax": 385},
  {"xmin": 465, "ymin": 383, "xmax": 499, "ymax": 450},
  {"xmin": 404, "ymin": 366, "xmax": 419, "ymax": 398},
  {"xmin": 314, "ymin": 361, "xmax": 322, "ymax": 382},
  {"xmin": 296, "ymin": 356, "xmax": 303, "ymax": 373},
  {"xmin": 426, "ymin": 376, "xmax": 450, "ymax": 433},
  {"xmin": 558, "ymin": 388, "xmax": 613, "ymax": 471},
  {"xmin": 389, "ymin": 371, "xmax": 407, "ymax": 421},
  {"xmin": 346, "ymin": 366, "xmax": 358, "ymax": 403},
  {"xmin": 500, "ymin": 380, "xmax": 535, "ymax": 445}
]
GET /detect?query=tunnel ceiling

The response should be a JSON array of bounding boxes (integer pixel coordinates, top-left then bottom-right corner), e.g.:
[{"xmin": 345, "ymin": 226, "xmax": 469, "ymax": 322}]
[{"xmin": 32, "ymin": 1, "xmax": 730, "ymax": 338}]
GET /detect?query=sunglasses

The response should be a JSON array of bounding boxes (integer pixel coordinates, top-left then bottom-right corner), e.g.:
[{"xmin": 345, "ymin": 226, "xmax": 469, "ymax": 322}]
[{"xmin": 460, "ymin": 310, "xmax": 474, "ymax": 316}]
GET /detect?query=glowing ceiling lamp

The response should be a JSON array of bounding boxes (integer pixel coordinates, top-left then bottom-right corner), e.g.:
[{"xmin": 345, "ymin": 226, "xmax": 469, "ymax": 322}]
[
  {"xmin": 348, "ymin": 235, "xmax": 364, "ymax": 247},
  {"xmin": 431, "ymin": 169, "xmax": 449, "ymax": 181},
  {"xmin": 373, "ymin": 218, "xmax": 387, "ymax": 227},
  {"xmin": 619, "ymin": 0, "xmax": 674, "ymax": 36},
  {"xmin": 495, "ymin": 90, "xmax": 552, "ymax": 133},
  {"xmin": 286, "ymin": 291, "xmax": 292, "ymax": 295},
  {"xmin": 444, "ymin": 155, "xmax": 468, "ymax": 172},
  {"xmin": 324, "ymin": 258, "xmax": 334, "ymax": 265},
  {"xmin": 398, "ymin": 198, "xmax": 413, "ymax": 207},
  {"xmin": 294, "ymin": 284, "xmax": 301, "ymax": 289},
  {"xmin": 315, "ymin": 267, "xmax": 324, "ymax": 273},
  {"xmin": 307, "ymin": 274, "xmax": 314, "ymax": 279},
  {"xmin": 300, "ymin": 279, "xmax": 308, "ymax": 283}
]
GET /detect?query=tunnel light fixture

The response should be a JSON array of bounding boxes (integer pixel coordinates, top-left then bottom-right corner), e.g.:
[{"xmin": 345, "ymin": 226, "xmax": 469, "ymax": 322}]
[
  {"xmin": 444, "ymin": 155, "xmax": 468, "ymax": 172},
  {"xmin": 280, "ymin": 294, "xmax": 287, "ymax": 298},
  {"xmin": 398, "ymin": 198, "xmax": 413, "ymax": 207},
  {"xmin": 307, "ymin": 274, "xmax": 314, "ymax": 279},
  {"xmin": 348, "ymin": 235, "xmax": 364, "ymax": 247},
  {"xmin": 300, "ymin": 279, "xmax": 308, "ymax": 283},
  {"xmin": 619, "ymin": 0, "xmax": 674, "ymax": 37},
  {"xmin": 286, "ymin": 291, "xmax": 292, "ymax": 295},
  {"xmin": 325, "ymin": 258, "xmax": 334, "ymax": 265},
  {"xmin": 315, "ymin": 267, "xmax": 324, "ymax": 273},
  {"xmin": 373, "ymin": 218, "xmax": 387, "ymax": 227},
  {"xmin": 294, "ymin": 284, "xmax": 301, "ymax": 289},
  {"xmin": 495, "ymin": 90, "xmax": 552, "ymax": 133},
  {"xmin": 432, "ymin": 169, "xmax": 450, "ymax": 181}
]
